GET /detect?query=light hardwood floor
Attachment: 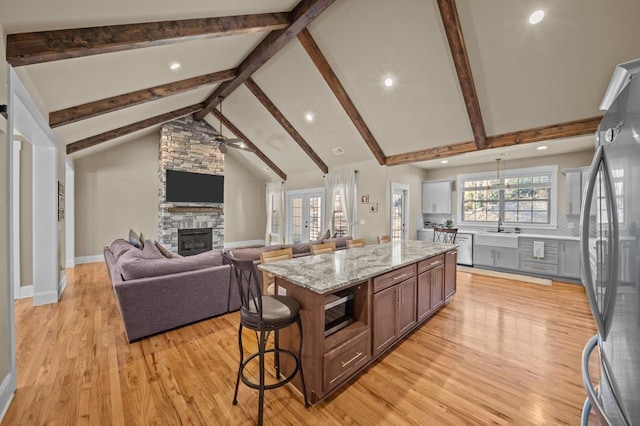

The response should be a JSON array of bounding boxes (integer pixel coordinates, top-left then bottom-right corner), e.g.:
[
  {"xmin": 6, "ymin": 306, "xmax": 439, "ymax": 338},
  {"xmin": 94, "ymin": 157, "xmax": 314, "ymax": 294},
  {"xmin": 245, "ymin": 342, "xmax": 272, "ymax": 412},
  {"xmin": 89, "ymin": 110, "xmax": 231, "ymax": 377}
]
[{"xmin": 3, "ymin": 263, "xmax": 598, "ymax": 425}]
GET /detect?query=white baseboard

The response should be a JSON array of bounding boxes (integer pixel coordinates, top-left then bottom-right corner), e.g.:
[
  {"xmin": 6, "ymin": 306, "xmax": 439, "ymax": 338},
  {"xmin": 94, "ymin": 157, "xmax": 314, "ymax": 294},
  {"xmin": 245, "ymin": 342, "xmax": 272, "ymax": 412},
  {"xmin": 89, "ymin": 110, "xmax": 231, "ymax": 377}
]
[
  {"xmin": 33, "ymin": 290, "xmax": 59, "ymax": 306},
  {"xmin": 17, "ymin": 285, "xmax": 33, "ymax": 299},
  {"xmin": 75, "ymin": 254, "xmax": 105, "ymax": 264},
  {"xmin": 58, "ymin": 276, "xmax": 67, "ymax": 298},
  {"xmin": 223, "ymin": 239, "xmax": 265, "ymax": 249},
  {"xmin": 66, "ymin": 258, "xmax": 75, "ymax": 268},
  {"xmin": 0, "ymin": 373, "xmax": 15, "ymax": 423}
]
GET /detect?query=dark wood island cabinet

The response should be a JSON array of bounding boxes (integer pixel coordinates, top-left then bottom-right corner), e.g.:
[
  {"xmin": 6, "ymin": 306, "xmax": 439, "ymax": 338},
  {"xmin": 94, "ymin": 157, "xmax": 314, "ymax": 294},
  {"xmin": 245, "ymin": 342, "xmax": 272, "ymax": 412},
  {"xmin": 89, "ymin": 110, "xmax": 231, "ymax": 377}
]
[{"xmin": 258, "ymin": 240, "xmax": 457, "ymax": 404}]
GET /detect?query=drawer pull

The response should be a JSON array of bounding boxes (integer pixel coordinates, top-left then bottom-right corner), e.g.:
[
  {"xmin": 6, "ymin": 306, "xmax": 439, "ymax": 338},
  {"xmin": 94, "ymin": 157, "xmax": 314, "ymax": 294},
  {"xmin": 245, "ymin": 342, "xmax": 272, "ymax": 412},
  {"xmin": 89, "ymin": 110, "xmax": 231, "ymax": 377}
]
[
  {"xmin": 427, "ymin": 261, "xmax": 442, "ymax": 268},
  {"xmin": 341, "ymin": 351, "xmax": 363, "ymax": 368},
  {"xmin": 393, "ymin": 273, "xmax": 408, "ymax": 281}
]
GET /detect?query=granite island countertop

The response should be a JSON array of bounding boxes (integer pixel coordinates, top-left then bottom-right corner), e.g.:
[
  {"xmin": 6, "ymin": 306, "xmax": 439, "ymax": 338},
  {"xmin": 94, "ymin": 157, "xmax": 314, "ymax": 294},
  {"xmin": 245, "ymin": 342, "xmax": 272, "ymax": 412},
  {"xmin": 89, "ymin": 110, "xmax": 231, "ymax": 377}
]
[{"xmin": 258, "ymin": 240, "xmax": 456, "ymax": 295}]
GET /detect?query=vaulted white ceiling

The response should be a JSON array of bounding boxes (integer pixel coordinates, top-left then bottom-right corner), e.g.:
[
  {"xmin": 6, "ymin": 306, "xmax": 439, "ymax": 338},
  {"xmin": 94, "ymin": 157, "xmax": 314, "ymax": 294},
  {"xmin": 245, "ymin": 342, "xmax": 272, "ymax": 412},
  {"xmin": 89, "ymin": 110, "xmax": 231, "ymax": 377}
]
[{"xmin": 1, "ymin": 0, "xmax": 639, "ymax": 180}]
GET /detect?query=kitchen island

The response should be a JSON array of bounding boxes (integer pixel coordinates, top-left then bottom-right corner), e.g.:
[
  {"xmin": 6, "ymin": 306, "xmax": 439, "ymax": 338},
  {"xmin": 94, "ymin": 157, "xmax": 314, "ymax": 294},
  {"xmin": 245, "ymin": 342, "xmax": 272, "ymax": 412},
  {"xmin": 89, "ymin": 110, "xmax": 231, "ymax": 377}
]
[{"xmin": 258, "ymin": 240, "xmax": 458, "ymax": 404}]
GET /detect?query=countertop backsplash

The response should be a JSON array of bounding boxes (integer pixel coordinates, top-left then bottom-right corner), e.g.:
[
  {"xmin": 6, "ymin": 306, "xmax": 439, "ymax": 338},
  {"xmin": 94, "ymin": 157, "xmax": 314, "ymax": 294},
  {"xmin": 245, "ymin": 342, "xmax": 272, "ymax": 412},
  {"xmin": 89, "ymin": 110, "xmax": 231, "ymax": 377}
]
[{"xmin": 422, "ymin": 214, "xmax": 595, "ymax": 238}]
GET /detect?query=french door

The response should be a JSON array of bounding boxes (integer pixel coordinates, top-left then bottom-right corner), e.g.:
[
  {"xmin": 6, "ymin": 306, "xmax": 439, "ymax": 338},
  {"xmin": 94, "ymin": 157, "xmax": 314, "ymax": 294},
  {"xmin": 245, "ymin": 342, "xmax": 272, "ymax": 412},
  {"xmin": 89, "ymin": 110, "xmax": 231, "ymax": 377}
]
[
  {"xmin": 391, "ymin": 183, "xmax": 410, "ymax": 240},
  {"xmin": 286, "ymin": 188, "xmax": 324, "ymax": 243}
]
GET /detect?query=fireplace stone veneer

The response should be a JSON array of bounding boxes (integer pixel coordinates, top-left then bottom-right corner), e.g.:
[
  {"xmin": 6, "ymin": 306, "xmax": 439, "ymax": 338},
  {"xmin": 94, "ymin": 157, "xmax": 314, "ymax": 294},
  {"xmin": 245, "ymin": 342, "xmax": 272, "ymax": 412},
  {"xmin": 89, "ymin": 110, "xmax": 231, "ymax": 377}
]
[{"xmin": 158, "ymin": 117, "xmax": 225, "ymax": 252}]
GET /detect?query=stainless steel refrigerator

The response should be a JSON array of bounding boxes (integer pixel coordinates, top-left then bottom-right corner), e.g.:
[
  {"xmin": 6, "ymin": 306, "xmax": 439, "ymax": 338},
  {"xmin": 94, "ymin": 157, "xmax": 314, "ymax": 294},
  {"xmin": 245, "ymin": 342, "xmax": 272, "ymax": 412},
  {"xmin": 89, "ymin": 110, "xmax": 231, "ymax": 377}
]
[{"xmin": 580, "ymin": 58, "xmax": 640, "ymax": 425}]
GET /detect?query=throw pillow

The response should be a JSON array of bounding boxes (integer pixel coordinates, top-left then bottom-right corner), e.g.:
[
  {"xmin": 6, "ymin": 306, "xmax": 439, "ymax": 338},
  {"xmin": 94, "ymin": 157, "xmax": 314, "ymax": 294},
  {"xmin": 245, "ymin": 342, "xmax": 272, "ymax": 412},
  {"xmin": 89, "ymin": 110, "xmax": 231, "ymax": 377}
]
[
  {"xmin": 155, "ymin": 241, "xmax": 175, "ymax": 258},
  {"xmin": 128, "ymin": 229, "xmax": 143, "ymax": 249},
  {"xmin": 322, "ymin": 229, "xmax": 331, "ymax": 240},
  {"xmin": 142, "ymin": 240, "xmax": 164, "ymax": 259}
]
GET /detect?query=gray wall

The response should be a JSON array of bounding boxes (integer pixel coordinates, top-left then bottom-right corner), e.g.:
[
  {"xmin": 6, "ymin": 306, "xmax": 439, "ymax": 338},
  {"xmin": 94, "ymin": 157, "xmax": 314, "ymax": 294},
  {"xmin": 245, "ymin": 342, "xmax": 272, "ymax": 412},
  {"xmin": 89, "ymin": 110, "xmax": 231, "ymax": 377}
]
[
  {"xmin": 75, "ymin": 132, "xmax": 160, "ymax": 257},
  {"xmin": 20, "ymin": 141, "xmax": 32, "ymax": 287},
  {"xmin": 74, "ymin": 132, "xmax": 269, "ymax": 257}
]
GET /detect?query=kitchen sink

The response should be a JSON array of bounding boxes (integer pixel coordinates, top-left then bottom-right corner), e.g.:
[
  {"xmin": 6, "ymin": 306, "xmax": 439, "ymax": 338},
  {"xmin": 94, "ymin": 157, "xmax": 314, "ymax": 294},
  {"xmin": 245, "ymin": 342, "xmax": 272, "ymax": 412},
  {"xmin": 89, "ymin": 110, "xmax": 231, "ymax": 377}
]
[
  {"xmin": 475, "ymin": 232, "xmax": 519, "ymax": 248},
  {"xmin": 485, "ymin": 230, "xmax": 513, "ymax": 233}
]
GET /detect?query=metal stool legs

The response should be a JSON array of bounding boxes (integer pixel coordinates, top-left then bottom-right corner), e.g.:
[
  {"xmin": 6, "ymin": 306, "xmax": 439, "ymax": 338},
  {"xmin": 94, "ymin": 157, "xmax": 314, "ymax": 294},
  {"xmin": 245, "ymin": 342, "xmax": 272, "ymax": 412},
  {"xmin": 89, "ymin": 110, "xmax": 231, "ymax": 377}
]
[{"xmin": 232, "ymin": 319, "xmax": 309, "ymax": 425}]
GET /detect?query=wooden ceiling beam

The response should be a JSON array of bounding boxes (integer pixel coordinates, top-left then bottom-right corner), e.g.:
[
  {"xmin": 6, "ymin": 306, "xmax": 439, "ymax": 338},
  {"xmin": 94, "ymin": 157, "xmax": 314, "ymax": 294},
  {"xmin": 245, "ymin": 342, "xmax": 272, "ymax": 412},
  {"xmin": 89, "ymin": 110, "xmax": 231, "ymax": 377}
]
[
  {"xmin": 194, "ymin": 0, "xmax": 336, "ymax": 120},
  {"xmin": 6, "ymin": 13, "xmax": 290, "ymax": 66},
  {"xmin": 385, "ymin": 116, "xmax": 601, "ymax": 166},
  {"xmin": 50, "ymin": 68, "xmax": 237, "ymax": 128},
  {"xmin": 66, "ymin": 103, "xmax": 204, "ymax": 155},
  {"xmin": 385, "ymin": 141, "xmax": 478, "ymax": 166},
  {"xmin": 486, "ymin": 116, "xmax": 602, "ymax": 149},
  {"xmin": 210, "ymin": 108, "xmax": 287, "ymax": 181},
  {"xmin": 297, "ymin": 29, "xmax": 386, "ymax": 165},
  {"xmin": 244, "ymin": 78, "xmax": 328, "ymax": 174},
  {"xmin": 437, "ymin": 0, "xmax": 487, "ymax": 150}
]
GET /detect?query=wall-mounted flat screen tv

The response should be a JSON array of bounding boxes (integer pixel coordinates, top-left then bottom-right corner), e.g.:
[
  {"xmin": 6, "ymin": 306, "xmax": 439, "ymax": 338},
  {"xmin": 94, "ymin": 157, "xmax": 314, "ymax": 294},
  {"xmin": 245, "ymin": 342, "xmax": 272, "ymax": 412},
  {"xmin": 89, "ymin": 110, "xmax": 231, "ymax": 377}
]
[{"xmin": 165, "ymin": 169, "xmax": 224, "ymax": 203}]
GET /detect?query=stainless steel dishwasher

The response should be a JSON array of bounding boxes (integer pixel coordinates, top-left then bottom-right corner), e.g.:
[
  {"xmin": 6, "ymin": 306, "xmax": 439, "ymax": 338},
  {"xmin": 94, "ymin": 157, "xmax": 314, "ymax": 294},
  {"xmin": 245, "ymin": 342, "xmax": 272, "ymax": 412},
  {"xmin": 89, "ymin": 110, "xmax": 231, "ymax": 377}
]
[{"xmin": 456, "ymin": 233, "xmax": 473, "ymax": 266}]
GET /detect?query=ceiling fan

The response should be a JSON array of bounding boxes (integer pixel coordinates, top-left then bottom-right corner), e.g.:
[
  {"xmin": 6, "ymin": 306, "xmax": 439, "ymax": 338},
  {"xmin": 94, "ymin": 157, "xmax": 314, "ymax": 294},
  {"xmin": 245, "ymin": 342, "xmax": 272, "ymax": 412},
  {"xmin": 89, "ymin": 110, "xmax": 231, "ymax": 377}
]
[{"xmin": 213, "ymin": 96, "xmax": 254, "ymax": 153}]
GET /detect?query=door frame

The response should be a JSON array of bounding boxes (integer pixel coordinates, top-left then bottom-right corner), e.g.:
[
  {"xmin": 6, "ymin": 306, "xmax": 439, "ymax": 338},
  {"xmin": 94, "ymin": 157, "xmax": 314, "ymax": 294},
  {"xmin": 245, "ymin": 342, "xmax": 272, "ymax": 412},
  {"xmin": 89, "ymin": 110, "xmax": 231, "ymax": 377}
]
[
  {"xmin": 285, "ymin": 187, "xmax": 324, "ymax": 244},
  {"xmin": 390, "ymin": 182, "xmax": 410, "ymax": 240}
]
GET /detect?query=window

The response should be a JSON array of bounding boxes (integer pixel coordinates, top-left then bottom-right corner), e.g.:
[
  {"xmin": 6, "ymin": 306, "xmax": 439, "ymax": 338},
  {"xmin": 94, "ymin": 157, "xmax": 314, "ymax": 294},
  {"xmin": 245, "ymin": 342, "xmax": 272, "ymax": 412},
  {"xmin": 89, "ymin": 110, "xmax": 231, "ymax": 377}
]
[
  {"xmin": 332, "ymin": 193, "xmax": 348, "ymax": 237},
  {"xmin": 597, "ymin": 167, "xmax": 625, "ymax": 225},
  {"xmin": 458, "ymin": 166, "xmax": 558, "ymax": 228}
]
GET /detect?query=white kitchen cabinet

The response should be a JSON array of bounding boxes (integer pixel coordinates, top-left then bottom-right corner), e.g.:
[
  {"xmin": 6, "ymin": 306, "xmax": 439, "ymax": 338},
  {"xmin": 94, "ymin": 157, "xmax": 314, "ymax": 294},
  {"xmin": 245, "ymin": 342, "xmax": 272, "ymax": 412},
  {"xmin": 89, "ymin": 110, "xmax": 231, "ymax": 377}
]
[
  {"xmin": 562, "ymin": 167, "xmax": 594, "ymax": 215},
  {"xmin": 422, "ymin": 180, "xmax": 453, "ymax": 214},
  {"xmin": 563, "ymin": 170, "xmax": 582, "ymax": 215},
  {"xmin": 559, "ymin": 240, "xmax": 581, "ymax": 279}
]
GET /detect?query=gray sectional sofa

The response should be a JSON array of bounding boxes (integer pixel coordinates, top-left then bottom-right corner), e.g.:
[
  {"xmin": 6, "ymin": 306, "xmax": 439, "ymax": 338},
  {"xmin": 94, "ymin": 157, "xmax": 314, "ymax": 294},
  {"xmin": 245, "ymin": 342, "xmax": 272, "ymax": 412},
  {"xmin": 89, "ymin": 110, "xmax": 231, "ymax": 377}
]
[
  {"xmin": 104, "ymin": 235, "xmax": 352, "ymax": 342},
  {"xmin": 104, "ymin": 239, "xmax": 239, "ymax": 342}
]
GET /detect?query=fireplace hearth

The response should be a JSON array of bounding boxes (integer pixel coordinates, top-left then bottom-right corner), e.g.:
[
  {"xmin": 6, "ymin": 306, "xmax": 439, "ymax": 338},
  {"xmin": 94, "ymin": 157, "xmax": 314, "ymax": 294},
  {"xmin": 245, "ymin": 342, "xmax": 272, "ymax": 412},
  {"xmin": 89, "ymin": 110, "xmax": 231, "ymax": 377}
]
[{"xmin": 178, "ymin": 228, "xmax": 213, "ymax": 256}]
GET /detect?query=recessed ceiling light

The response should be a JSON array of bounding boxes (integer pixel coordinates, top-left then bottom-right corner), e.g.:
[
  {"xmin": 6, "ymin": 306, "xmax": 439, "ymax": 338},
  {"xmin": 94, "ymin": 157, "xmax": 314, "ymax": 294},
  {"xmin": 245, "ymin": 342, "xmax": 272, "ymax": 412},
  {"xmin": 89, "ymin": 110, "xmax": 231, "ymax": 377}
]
[
  {"xmin": 528, "ymin": 9, "xmax": 545, "ymax": 25},
  {"xmin": 305, "ymin": 112, "xmax": 314, "ymax": 122},
  {"xmin": 264, "ymin": 167, "xmax": 271, "ymax": 172},
  {"xmin": 536, "ymin": 145, "xmax": 548, "ymax": 150},
  {"xmin": 170, "ymin": 62, "xmax": 181, "ymax": 70},
  {"xmin": 384, "ymin": 78, "xmax": 394, "ymax": 87},
  {"xmin": 441, "ymin": 160, "xmax": 449, "ymax": 164},
  {"xmin": 332, "ymin": 147, "xmax": 345, "ymax": 155}
]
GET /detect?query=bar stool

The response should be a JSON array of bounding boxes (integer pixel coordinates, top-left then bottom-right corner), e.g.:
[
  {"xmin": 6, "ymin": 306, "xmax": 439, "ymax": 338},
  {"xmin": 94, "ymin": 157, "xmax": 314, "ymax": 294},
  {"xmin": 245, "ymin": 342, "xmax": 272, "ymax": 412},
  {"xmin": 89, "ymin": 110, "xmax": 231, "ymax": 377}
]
[
  {"xmin": 230, "ymin": 257, "xmax": 309, "ymax": 426},
  {"xmin": 433, "ymin": 227, "xmax": 458, "ymax": 244},
  {"xmin": 377, "ymin": 235, "xmax": 391, "ymax": 243},
  {"xmin": 259, "ymin": 248, "xmax": 293, "ymax": 295},
  {"xmin": 310, "ymin": 241, "xmax": 336, "ymax": 255}
]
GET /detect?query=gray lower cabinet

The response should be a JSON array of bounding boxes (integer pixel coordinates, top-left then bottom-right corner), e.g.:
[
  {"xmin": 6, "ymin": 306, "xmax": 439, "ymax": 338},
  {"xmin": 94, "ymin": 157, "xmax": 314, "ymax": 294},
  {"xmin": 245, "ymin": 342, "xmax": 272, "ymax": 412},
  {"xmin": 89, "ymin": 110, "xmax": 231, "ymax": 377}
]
[
  {"xmin": 520, "ymin": 238, "xmax": 559, "ymax": 276},
  {"xmin": 559, "ymin": 240, "xmax": 581, "ymax": 279},
  {"xmin": 474, "ymin": 245, "xmax": 519, "ymax": 270}
]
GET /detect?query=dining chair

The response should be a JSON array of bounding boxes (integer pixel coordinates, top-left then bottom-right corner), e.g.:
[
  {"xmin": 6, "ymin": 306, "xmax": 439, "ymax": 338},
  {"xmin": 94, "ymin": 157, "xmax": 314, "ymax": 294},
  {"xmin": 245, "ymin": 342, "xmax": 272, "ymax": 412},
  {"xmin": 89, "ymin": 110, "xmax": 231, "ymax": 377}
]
[
  {"xmin": 259, "ymin": 248, "xmax": 293, "ymax": 295},
  {"xmin": 310, "ymin": 242, "xmax": 336, "ymax": 255},
  {"xmin": 346, "ymin": 238, "xmax": 366, "ymax": 249},
  {"xmin": 377, "ymin": 235, "xmax": 391, "ymax": 243}
]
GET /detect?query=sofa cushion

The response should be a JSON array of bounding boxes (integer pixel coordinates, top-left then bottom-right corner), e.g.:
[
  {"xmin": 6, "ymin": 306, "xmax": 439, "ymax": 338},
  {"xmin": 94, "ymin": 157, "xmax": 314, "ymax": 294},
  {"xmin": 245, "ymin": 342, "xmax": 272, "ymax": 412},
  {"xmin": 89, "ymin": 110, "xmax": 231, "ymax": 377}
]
[
  {"xmin": 142, "ymin": 239, "xmax": 164, "ymax": 259},
  {"xmin": 118, "ymin": 249, "xmax": 223, "ymax": 280},
  {"xmin": 110, "ymin": 239, "xmax": 138, "ymax": 260},
  {"xmin": 155, "ymin": 241, "xmax": 180, "ymax": 258},
  {"xmin": 281, "ymin": 240, "xmax": 316, "ymax": 256},
  {"xmin": 322, "ymin": 236, "xmax": 353, "ymax": 250},
  {"xmin": 129, "ymin": 229, "xmax": 143, "ymax": 249}
]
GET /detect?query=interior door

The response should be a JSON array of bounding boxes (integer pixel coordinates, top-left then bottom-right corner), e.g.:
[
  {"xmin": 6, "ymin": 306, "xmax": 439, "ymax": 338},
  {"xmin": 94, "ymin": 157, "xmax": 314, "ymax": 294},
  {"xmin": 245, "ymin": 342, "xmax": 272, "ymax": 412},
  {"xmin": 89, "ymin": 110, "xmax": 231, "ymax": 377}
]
[
  {"xmin": 286, "ymin": 189, "xmax": 323, "ymax": 243},
  {"xmin": 391, "ymin": 183, "xmax": 409, "ymax": 240}
]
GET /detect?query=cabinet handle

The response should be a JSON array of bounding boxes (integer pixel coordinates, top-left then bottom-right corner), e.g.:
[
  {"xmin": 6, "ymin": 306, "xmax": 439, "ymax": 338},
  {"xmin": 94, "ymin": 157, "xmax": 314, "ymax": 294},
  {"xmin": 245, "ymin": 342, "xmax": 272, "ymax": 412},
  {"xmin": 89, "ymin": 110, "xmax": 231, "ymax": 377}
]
[
  {"xmin": 497, "ymin": 251, "xmax": 500, "ymax": 259},
  {"xmin": 341, "ymin": 351, "xmax": 363, "ymax": 368},
  {"xmin": 448, "ymin": 251, "xmax": 457, "ymax": 256},
  {"xmin": 393, "ymin": 273, "xmax": 408, "ymax": 281},
  {"xmin": 563, "ymin": 242, "xmax": 565, "ymax": 252},
  {"xmin": 396, "ymin": 288, "xmax": 400, "ymax": 305},
  {"xmin": 569, "ymin": 202, "xmax": 572, "ymax": 213}
]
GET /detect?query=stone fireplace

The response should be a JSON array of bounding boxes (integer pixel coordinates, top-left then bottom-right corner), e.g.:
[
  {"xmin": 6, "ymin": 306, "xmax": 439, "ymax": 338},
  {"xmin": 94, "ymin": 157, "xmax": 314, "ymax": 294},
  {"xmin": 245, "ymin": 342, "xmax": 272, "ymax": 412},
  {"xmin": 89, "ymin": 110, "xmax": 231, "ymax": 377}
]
[{"xmin": 157, "ymin": 117, "xmax": 225, "ymax": 252}]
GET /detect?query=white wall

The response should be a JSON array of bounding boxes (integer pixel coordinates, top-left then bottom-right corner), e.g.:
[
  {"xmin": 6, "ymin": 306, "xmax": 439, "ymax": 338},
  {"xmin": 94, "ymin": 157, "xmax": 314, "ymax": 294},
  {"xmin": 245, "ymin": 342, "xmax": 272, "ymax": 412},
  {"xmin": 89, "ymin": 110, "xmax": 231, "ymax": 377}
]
[
  {"xmin": 74, "ymin": 133, "xmax": 271, "ymax": 257},
  {"xmin": 0, "ymin": 21, "xmax": 16, "ymax": 421},
  {"xmin": 284, "ymin": 159, "xmax": 428, "ymax": 245},
  {"xmin": 74, "ymin": 132, "xmax": 160, "ymax": 257},
  {"xmin": 422, "ymin": 150, "xmax": 596, "ymax": 216}
]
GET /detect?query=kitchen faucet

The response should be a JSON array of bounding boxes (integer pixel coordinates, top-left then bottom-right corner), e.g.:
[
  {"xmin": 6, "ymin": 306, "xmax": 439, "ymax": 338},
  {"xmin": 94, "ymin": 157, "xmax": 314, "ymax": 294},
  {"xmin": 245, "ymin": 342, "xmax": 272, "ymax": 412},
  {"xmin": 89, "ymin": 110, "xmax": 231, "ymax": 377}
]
[{"xmin": 497, "ymin": 218, "xmax": 504, "ymax": 233}]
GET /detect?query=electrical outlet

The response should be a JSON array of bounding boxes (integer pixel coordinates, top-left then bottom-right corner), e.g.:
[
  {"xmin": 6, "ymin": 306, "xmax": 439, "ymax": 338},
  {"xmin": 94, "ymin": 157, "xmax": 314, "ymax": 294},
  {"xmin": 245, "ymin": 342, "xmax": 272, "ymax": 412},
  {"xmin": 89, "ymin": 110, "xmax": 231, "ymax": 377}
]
[
  {"xmin": 568, "ymin": 222, "xmax": 574, "ymax": 229},
  {"xmin": 360, "ymin": 219, "xmax": 365, "ymax": 225}
]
